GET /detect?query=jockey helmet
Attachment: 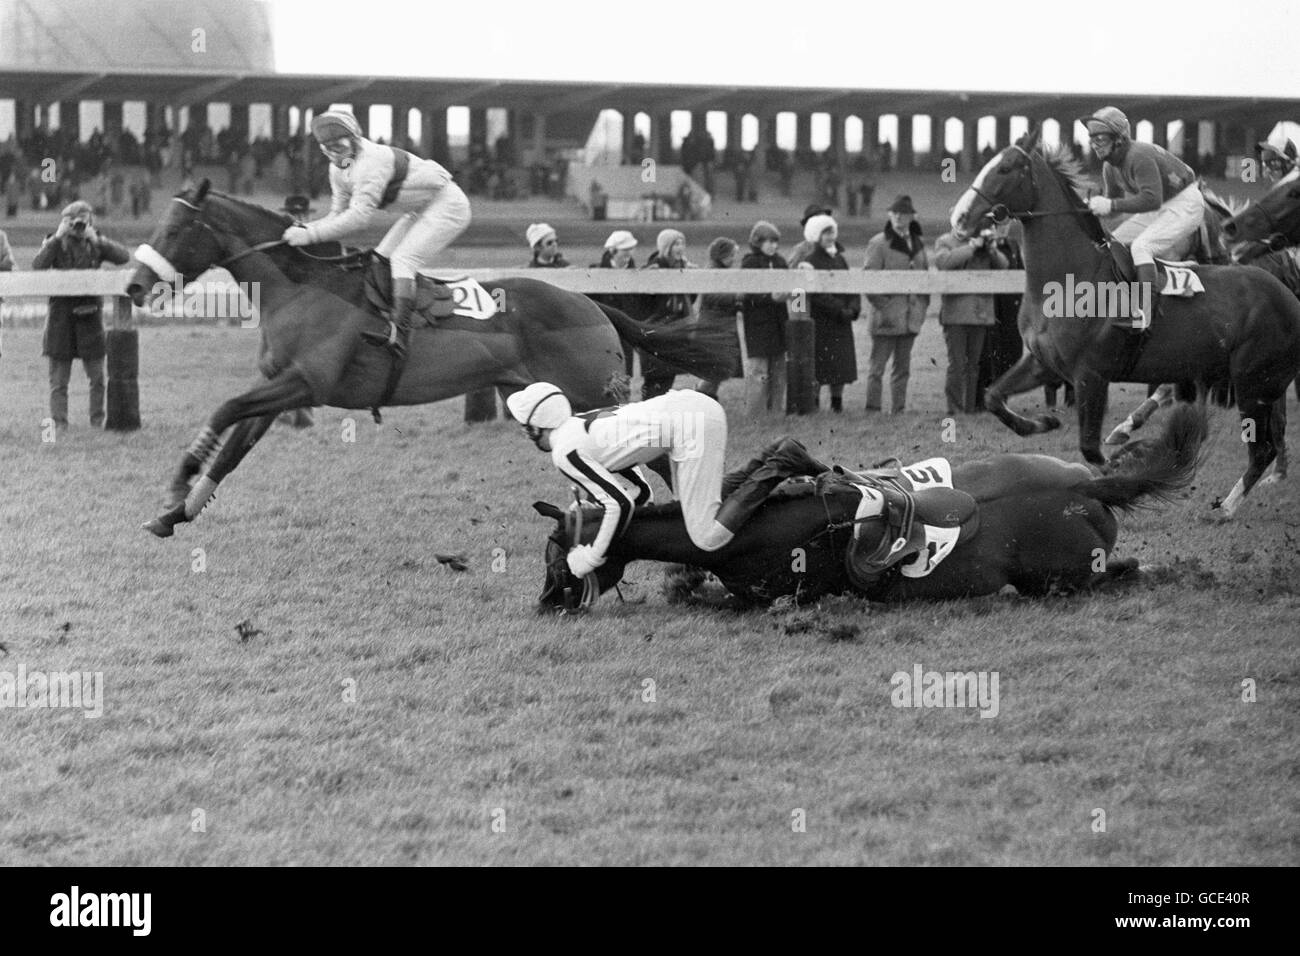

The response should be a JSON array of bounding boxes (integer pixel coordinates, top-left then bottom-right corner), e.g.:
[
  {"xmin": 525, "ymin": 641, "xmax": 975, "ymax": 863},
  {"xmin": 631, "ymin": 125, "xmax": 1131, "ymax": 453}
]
[
  {"xmin": 311, "ymin": 110, "xmax": 364, "ymax": 143},
  {"xmin": 1257, "ymin": 131, "xmax": 1298, "ymax": 175},
  {"xmin": 507, "ymin": 382, "xmax": 573, "ymax": 430},
  {"xmin": 1081, "ymin": 107, "xmax": 1131, "ymax": 141}
]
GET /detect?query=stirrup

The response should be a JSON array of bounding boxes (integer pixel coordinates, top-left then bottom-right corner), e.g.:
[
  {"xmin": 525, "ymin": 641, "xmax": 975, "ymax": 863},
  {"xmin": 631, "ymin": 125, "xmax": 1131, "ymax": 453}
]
[{"xmin": 361, "ymin": 322, "xmax": 399, "ymax": 348}]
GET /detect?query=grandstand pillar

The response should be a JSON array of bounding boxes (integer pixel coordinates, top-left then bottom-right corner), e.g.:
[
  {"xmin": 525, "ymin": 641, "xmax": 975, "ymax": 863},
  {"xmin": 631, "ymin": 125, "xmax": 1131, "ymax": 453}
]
[
  {"xmin": 961, "ymin": 115, "xmax": 978, "ymax": 171},
  {"xmin": 422, "ymin": 107, "xmax": 451, "ymax": 165},
  {"xmin": 271, "ymin": 104, "xmax": 290, "ymax": 142},
  {"xmin": 621, "ymin": 110, "xmax": 637, "ymax": 163},
  {"xmin": 827, "ymin": 112, "xmax": 842, "ymax": 159},
  {"xmin": 189, "ymin": 102, "xmax": 209, "ymax": 132},
  {"xmin": 391, "ymin": 104, "xmax": 411, "ymax": 150},
  {"xmin": 229, "ymin": 103, "xmax": 250, "ymax": 145},
  {"xmin": 14, "ymin": 99, "xmax": 35, "ymax": 140},
  {"xmin": 795, "ymin": 112, "xmax": 811, "ymax": 160},
  {"xmin": 994, "ymin": 114, "xmax": 1010, "ymax": 149},
  {"xmin": 469, "ymin": 108, "xmax": 488, "ymax": 154},
  {"xmin": 103, "ymin": 101, "xmax": 124, "ymax": 140},
  {"xmin": 1151, "ymin": 119, "xmax": 1168, "ymax": 148},
  {"xmin": 530, "ymin": 112, "xmax": 548, "ymax": 164},
  {"xmin": 654, "ymin": 112, "xmax": 672, "ymax": 163},
  {"xmin": 726, "ymin": 112, "xmax": 742, "ymax": 161},
  {"xmin": 59, "ymin": 101, "xmax": 81, "ymax": 142},
  {"xmin": 1058, "ymin": 115, "xmax": 1078, "ymax": 152},
  {"xmin": 897, "ymin": 115, "xmax": 914, "ymax": 169}
]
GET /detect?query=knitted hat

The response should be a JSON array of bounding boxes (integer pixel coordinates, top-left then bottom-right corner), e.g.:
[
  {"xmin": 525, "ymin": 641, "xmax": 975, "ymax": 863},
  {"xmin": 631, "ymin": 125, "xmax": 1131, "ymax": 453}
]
[
  {"xmin": 656, "ymin": 228, "xmax": 685, "ymax": 260},
  {"xmin": 803, "ymin": 214, "xmax": 837, "ymax": 245},
  {"xmin": 707, "ymin": 236, "xmax": 738, "ymax": 265},
  {"xmin": 526, "ymin": 223, "xmax": 557, "ymax": 248},
  {"xmin": 887, "ymin": 195, "xmax": 917, "ymax": 215},
  {"xmin": 748, "ymin": 220, "xmax": 780, "ymax": 247},
  {"xmin": 506, "ymin": 382, "xmax": 572, "ymax": 430},
  {"xmin": 61, "ymin": 200, "xmax": 94, "ymax": 221},
  {"xmin": 604, "ymin": 229, "xmax": 638, "ymax": 251}
]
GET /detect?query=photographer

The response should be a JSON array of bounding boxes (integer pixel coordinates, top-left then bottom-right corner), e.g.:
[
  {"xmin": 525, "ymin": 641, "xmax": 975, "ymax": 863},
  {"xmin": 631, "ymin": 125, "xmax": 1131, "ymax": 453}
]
[
  {"xmin": 32, "ymin": 200, "xmax": 131, "ymax": 431},
  {"xmin": 934, "ymin": 214, "xmax": 1008, "ymax": 415}
]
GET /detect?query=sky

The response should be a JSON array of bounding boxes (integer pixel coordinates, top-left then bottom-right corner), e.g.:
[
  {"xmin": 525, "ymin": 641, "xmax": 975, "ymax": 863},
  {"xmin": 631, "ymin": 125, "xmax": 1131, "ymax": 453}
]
[{"xmin": 270, "ymin": 0, "xmax": 1300, "ymax": 98}]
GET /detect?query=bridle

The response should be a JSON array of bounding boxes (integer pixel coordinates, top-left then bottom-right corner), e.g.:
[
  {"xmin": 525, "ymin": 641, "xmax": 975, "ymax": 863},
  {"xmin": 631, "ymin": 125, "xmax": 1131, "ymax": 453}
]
[{"xmin": 968, "ymin": 145, "xmax": 1094, "ymax": 227}]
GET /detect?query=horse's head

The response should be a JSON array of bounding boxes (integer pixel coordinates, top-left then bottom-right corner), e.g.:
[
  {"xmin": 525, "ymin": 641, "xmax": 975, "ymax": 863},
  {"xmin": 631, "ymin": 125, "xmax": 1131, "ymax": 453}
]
[
  {"xmin": 126, "ymin": 179, "xmax": 288, "ymax": 306},
  {"xmin": 1221, "ymin": 174, "xmax": 1300, "ymax": 251},
  {"xmin": 533, "ymin": 501, "xmax": 626, "ymax": 614},
  {"xmin": 951, "ymin": 129, "xmax": 1043, "ymax": 239}
]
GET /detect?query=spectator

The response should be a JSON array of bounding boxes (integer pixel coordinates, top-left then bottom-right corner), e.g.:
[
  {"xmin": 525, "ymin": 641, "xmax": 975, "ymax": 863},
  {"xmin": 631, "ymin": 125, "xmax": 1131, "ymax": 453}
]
[
  {"xmin": 641, "ymin": 228, "xmax": 697, "ymax": 399},
  {"xmin": 976, "ymin": 218, "xmax": 1025, "ymax": 410},
  {"xmin": 32, "ymin": 201, "xmax": 131, "ymax": 431},
  {"xmin": 788, "ymin": 203, "xmax": 834, "ymax": 267},
  {"xmin": 862, "ymin": 195, "xmax": 930, "ymax": 414},
  {"xmin": 0, "ymin": 225, "xmax": 13, "ymax": 358},
  {"xmin": 740, "ymin": 220, "xmax": 790, "ymax": 416},
  {"xmin": 802, "ymin": 214, "xmax": 859, "ymax": 413},
  {"xmin": 526, "ymin": 222, "xmax": 569, "ymax": 268},
  {"xmin": 934, "ymin": 214, "xmax": 1009, "ymax": 415},
  {"xmin": 589, "ymin": 230, "xmax": 645, "ymax": 386},
  {"xmin": 695, "ymin": 237, "xmax": 743, "ymax": 399}
]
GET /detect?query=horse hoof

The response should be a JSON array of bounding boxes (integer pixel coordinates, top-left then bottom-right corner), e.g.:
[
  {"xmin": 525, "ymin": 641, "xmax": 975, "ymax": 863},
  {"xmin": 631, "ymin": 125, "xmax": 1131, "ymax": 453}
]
[
  {"xmin": 143, "ymin": 517, "xmax": 175, "ymax": 538},
  {"xmin": 1198, "ymin": 508, "xmax": 1233, "ymax": 524},
  {"xmin": 1038, "ymin": 414, "xmax": 1062, "ymax": 432},
  {"xmin": 1259, "ymin": 472, "xmax": 1284, "ymax": 487},
  {"xmin": 1104, "ymin": 427, "xmax": 1131, "ymax": 446}
]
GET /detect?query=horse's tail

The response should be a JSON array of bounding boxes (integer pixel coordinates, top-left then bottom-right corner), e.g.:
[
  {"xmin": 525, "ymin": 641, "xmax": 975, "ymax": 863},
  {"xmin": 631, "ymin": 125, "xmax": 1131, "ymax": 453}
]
[
  {"xmin": 1078, "ymin": 403, "xmax": 1209, "ymax": 512},
  {"xmin": 593, "ymin": 301, "xmax": 739, "ymax": 382}
]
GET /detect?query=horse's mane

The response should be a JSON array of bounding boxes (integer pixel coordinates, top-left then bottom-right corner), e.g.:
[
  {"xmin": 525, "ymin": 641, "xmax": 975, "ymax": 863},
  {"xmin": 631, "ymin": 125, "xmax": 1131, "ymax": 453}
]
[
  {"xmin": 1039, "ymin": 142, "xmax": 1095, "ymax": 203},
  {"xmin": 188, "ymin": 186, "xmax": 293, "ymax": 228},
  {"xmin": 1201, "ymin": 184, "xmax": 1248, "ymax": 219}
]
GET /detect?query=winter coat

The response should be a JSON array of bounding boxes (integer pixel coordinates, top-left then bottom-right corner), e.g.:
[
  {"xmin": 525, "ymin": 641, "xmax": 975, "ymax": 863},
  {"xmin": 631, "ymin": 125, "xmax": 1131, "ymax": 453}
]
[
  {"xmin": 804, "ymin": 242, "xmax": 859, "ymax": 385},
  {"xmin": 933, "ymin": 231, "xmax": 1008, "ymax": 327},
  {"xmin": 33, "ymin": 229, "xmax": 131, "ymax": 360},
  {"xmin": 863, "ymin": 220, "xmax": 929, "ymax": 335},
  {"xmin": 740, "ymin": 249, "xmax": 789, "ymax": 358}
]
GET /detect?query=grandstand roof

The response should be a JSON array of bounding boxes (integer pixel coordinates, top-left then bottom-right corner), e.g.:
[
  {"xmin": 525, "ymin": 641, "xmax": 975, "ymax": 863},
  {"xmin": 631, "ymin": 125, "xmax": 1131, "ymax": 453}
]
[
  {"xmin": 0, "ymin": 0, "xmax": 273, "ymax": 73},
  {"xmin": 1, "ymin": 67, "xmax": 1296, "ymax": 125}
]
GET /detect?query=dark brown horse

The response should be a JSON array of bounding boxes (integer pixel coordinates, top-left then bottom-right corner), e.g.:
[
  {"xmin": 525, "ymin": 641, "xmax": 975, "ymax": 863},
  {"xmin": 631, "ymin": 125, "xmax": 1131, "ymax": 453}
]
[
  {"xmin": 126, "ymin": 182, "xmax": 733, "ymax": 538},
  {"xmin": 952, "ymin": 130, "xmax": 1300, "ymax": 518},
  {"xmin": 536, "ymin": 404, "xmax": 1207, "ymax": 611}
]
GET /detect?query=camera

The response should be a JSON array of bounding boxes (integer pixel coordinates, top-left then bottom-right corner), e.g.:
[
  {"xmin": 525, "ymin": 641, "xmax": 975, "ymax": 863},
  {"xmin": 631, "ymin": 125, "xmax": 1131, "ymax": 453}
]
[
  {"xmin": 70, "ymin": 220, "xmax": 87, "ymax": 234},
  {"xmin": 979, "ymin": 227, "xmax": 996, "ymax": 246}
]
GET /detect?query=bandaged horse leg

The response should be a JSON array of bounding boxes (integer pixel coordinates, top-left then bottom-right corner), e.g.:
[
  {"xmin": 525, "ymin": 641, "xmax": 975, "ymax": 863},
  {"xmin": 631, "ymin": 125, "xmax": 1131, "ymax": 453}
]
[{"xmin": 1107, "ymin": 382, "xmax": 1177, "ymax": 446}]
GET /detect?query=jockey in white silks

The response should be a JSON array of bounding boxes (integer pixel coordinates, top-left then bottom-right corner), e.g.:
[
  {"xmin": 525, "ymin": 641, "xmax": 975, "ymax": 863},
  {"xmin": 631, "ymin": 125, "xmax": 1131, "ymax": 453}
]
[
  {"xmin": 1082, "ymin": 106, "xmax": 1205, "ymax": 328},
  {"xmin": 283, "ymin": 110, "xmax": 471, "ymax": 355}
]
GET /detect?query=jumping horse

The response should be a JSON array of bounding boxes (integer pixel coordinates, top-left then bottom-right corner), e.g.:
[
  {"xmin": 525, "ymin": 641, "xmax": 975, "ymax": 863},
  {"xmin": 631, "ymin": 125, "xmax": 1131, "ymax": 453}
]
[
  {"xmin": 952, "ymin": 129, "xmax": 1300, "ymax": 518},
  {"xmin": 126, "ymin": 181, "xmax": 733, "ymax": 538}
]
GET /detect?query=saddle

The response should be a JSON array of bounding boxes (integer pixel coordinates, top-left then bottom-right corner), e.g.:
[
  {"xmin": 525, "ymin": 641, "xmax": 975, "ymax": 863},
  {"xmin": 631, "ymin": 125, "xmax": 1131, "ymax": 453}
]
[
  {"xmin": 362, "ymin": 253, "xmax": 457, "ymax": 321},
  {"xmin": 818, "ymin": 463, "xmax": 979, "ymax": 590}
]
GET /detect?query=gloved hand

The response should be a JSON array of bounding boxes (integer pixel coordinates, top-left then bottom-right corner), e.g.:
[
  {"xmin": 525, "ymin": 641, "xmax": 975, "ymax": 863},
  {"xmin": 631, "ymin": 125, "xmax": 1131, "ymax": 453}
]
[
  {"xmin": 566, "ymin": 544, "xmax": 606, "ymax": 578},
  {"xmin": 1087, "ymin": 195, "xmax": 1113, "ymax": 216},
  {"xmin": 282, "ymin": 225, "xmax": 312, "ymax": 247}
]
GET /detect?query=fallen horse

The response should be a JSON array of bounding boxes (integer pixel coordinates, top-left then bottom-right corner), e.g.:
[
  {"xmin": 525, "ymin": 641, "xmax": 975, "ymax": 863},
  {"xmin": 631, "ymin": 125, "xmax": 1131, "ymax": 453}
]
[{"xmin": 535, "ymin": 404, "xmax": 1207, "ymax": 611}]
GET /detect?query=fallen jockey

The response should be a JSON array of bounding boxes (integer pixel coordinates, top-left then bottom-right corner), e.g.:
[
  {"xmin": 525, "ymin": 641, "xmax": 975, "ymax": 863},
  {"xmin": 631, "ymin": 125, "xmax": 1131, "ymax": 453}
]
[{"xmin": 506, "ymin": 382, "xmax": 829, "ymax": 578}]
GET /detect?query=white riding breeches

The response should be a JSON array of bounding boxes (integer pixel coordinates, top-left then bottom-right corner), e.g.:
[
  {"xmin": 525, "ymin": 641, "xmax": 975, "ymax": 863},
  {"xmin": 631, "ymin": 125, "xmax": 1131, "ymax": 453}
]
[
  {"xmin": 376, "ymin": 181, "xmax": 472, "ymax": 281},
  {"xmin": 1111, "ymin": 182, "xmax": 1205, "ymax": 266}
]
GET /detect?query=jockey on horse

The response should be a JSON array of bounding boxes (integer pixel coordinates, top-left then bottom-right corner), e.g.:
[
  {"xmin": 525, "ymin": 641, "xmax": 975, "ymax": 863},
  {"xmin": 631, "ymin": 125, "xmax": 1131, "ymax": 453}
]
[
  {"xmin": 283, "ymin": 109, "xmax": 471, "ymax": 356},
  {"xmin": 507, "ymin": 384, "xmax": 837, "ymax": 579},
  {"xmin": 1082, "ymin": 106, "xmax": 1205, "ymax": 330}
]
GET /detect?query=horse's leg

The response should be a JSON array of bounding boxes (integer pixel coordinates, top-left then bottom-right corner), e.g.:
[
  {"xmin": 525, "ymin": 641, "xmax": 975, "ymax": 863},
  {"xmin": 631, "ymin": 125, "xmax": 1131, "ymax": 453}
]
[
  {"xmin": 1261, "ymin": 396, "xmax": 1288, "ymax": 484},
  {"xmin": 148, "ymin": 373, "xmax": 315, "ymax": 538},
  {"xmin": 1106, "ymin": 383, "xmax": 1176, "ymax": 446},
  {"xmin": 1074, "ymin": 371, "xmax": 1111, "ymax": 467},
  {"xmin": 1216, "ymin": 393, "xmax": 1280, "ymax": 518},
  {"xmin": 984, "ymin": 352, "xmax": 1062, "ymax": 437}
]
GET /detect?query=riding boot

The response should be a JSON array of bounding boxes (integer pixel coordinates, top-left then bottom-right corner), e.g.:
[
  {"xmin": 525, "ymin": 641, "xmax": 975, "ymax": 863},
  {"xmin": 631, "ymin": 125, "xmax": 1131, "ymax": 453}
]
[
  {"xmin": 720, "ymin": 436, "xmax": 830, "ymax": 496},
  {"xmin": 1132, "ymin": 262, "xmax": 1158, "ymax": 331},
  {"xmin": 361, "ymin": 278, "xmax": 418, "ymax": 356}
]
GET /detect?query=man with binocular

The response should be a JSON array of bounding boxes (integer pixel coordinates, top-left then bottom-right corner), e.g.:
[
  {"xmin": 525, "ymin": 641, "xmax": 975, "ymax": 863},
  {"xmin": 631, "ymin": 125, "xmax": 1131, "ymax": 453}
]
[{"xmin": 33, "ymin": 200, "xmax": 131, "ymax": 432}]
